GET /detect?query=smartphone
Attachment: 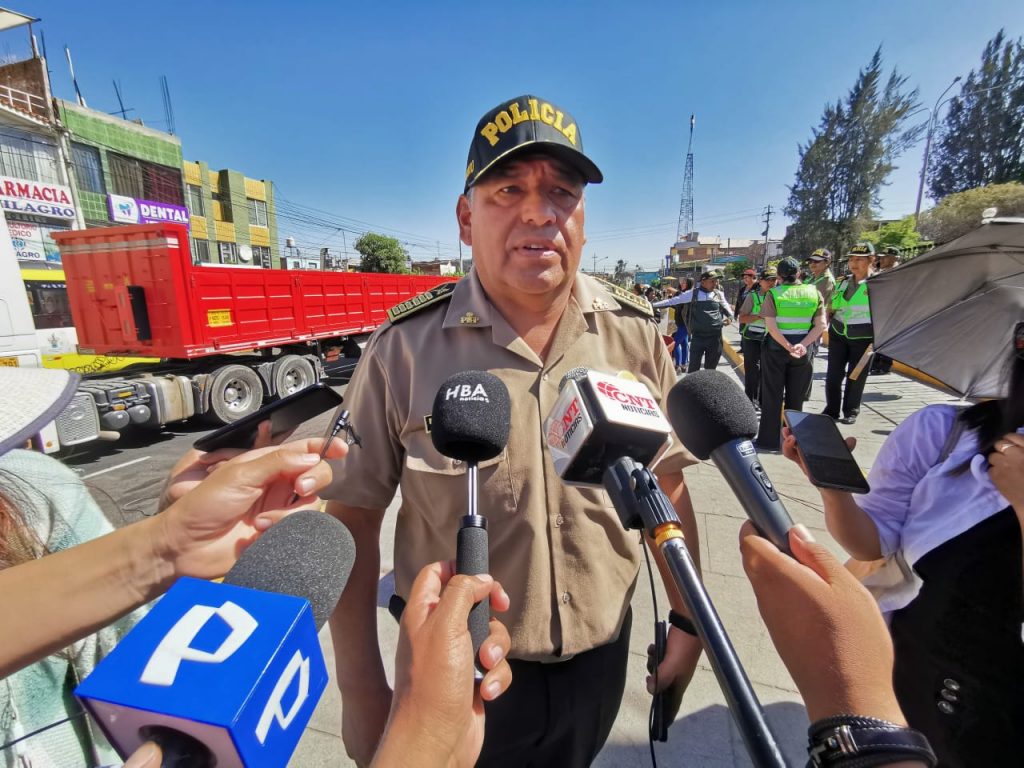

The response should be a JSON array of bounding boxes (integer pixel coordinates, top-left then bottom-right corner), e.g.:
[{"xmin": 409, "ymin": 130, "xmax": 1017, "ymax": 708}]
[
  {"xmin": 194, "ymin": 383, "xmax": 343, "ymax": 452},
  {"xmin": 650, "ymin": 619, "xmax": 669, "ymax": 742},
  {"xmin": 783, "ymin": 410, "xmax": 870, "ymax": 494}
]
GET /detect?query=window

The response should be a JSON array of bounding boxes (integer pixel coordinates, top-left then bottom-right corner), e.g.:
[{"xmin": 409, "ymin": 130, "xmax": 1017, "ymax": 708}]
[
  {"xmin": 0, "ymin": 126, "xmax": 60, "ymax": 184},
  {"xmin": 70, "ymin": 142, "xmax": 104, "ymax": 194},
  {"xmin": 186, "ymin": 184, "xmax": 205, "ymax": 217},
  {"xmin": 212, "ymin": 191, "xmax": 232, "ymax": 222},
  {"xmin": 247, "ymin": 198, "xmax": 268, "ymax": 227},
  {"xmin": 108, "ymin": 152, "xmax": 184, "ymax": 205},
  {"xmin": 190, "ymin": 237, "xmax": 210, "ymax": 264},
  {"xmin": 24, "ymin": 280, "xmax": 73, "ymax": 329},
  {"xmin": 218, "ymin": 241, "xmax": 238, "ymax": 264},
  {"xmin": 252, "ymin": 245, "xmax": 272, "ymax": 268}
]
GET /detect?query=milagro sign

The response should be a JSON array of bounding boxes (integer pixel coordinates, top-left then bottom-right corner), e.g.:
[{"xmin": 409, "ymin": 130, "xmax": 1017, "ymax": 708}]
[
  {"xmin": 108, "ymin": 194, "xmax": 190, "ymax": 228},
  {"xmin": 0, "ymin": 176, "xmax": 76, "ymax": 220}
]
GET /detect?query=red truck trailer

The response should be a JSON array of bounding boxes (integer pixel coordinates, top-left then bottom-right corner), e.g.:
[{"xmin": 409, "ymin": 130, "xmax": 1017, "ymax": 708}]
[{"xmin": 50, "ymin": 223, "xmax": 455, "ymax": 438}]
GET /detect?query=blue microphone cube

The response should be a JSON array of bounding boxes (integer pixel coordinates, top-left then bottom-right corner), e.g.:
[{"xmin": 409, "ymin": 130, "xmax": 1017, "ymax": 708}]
[{"xmin": 75, "ymin": 577, "xmax": 327, "ymax": 767}]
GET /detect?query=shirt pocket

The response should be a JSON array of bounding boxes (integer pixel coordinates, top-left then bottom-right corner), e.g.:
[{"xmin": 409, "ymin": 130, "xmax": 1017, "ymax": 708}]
[{"xmin": 403, "ymin": 430, "xmax": 518, "ymax": 521}]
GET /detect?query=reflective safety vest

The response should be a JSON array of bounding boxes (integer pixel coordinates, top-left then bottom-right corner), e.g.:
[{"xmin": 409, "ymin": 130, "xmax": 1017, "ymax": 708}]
[
  {"xmin": 769, "ymin": 282, "xmax": 819, "ymax": 337},
  {"xmin": 830, "ymin": 279, "xmax": 872, "ymax": 339},
  {"xmin": 742, "ymin": 291, "xmax": 766, "ymax": 339}
]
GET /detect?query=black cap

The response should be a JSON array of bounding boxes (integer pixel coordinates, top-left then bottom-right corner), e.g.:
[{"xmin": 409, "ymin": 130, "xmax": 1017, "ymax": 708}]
[
  {"xmin": 882, "ymin": 246, "xmax": 901, "ymax": 257},
  {"xmin": 464, "ymin": 95, "xmax": 603, "ymax": 192},
  {"xmin": 777, "ymin": 257, "xmax": 800, "ymax": 278},
  {"xmin": 848, "ymin": 242, "xmax": 875, "ymax": 257},
  {"xmin": 808, "ymin": 248, "xmax": 832, "ymax": 262},
  {"xmin": 700, "ymin": 268, "xmax": 724, "ymax": 280}
]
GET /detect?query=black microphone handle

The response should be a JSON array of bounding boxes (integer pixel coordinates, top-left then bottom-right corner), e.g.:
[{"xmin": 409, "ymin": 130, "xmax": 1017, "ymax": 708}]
[
  {"xmin": 456, "ymin": 517, "xmax": 489, "ymax": 679},
  {"xmin": 710, "ymin": 440, "xmax": 795, "ymax": 557}
]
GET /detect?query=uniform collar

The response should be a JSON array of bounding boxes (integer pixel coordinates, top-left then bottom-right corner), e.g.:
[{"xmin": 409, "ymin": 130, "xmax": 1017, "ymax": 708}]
[
  {"xmin": 443, "ymin": 269, "xmax": 622, "ymax": 328},
  {"xmin": 442, "ymin": 269, "xmax": 609, "ymax": 366}
]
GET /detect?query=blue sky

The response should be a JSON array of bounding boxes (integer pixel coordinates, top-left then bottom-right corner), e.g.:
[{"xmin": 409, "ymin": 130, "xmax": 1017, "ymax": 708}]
[{"xmin": 18, "ymin": 1, "xmax": 1024, "ymax": 268}]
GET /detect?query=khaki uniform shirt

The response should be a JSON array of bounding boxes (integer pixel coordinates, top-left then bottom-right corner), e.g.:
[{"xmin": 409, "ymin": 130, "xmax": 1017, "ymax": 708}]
[
  {"xmin": 323, "ymin": 270, "xmax": 696, "ymax": 661},
  {"xmin": 810, "ymin": 270, "xmax": 836, "ymax": 307}
]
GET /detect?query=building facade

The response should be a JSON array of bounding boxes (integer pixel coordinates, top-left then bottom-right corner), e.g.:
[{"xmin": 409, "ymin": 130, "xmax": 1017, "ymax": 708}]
[
  {"xmin": 0, "ymin": 58, "xmax": 79, "ymax": 273},
  {"xmin": 183, "ymin": 161, "xmax": 279, "ymax": 268},
  {"xmin": 58, "ymin": 99, "xmax": 188, "ymax": 236}
]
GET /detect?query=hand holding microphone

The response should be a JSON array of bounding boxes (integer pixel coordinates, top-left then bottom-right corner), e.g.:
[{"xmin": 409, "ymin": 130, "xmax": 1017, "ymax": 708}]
[
  {"xmin": 375, "ymin": 562, "xmax": 512, "ymax": 768},
  {"xmin": 429, "ymin": 371, "xmax": 511, "ymax": 672},
  {"xmin": 738, "ymin": 521, "xmax": 908, "ymax": 725},
  {"xmin": 77, "ymin": 511, "xmax": 356, "ymax": 767}
]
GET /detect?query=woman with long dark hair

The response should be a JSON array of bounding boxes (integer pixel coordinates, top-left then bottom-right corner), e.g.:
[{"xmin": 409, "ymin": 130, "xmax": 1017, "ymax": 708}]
[{"xmin": 783, "ymin": 320, "xmax": 1024, "ymax": 768}]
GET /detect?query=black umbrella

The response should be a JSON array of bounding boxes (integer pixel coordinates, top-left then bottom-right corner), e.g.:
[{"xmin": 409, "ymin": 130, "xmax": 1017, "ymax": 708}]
[{"xmin": 868, "ymin": 220, "xmax": 1024, "ymax": 398}]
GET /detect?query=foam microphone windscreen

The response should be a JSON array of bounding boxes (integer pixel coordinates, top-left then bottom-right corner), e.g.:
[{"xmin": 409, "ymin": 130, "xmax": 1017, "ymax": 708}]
[
  {"xmin": 666, "ymin": 369, "xmax": 759, "ymax": 460},
  {"xmin": 431, "ymin": 371, "xmax": 511, "ymax": 463},
  {"xmin": 223, "ymin": 510, "xmax": 355, "ymax": 629}
]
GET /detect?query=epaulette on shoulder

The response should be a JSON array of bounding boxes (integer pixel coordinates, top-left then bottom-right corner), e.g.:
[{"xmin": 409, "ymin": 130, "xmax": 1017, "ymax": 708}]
[
  {"xmin": 594, "ymin": 278, "xmax": 654, "ymax": 318},
  {"xmin": 387, "ymin": 281, "xmax": 457, "ymax": 324}
]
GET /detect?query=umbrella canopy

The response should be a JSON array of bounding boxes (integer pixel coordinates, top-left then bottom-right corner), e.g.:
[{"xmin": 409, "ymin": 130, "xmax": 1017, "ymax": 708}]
[{"xmin": 868, "ymin": 220, "xmax": 1024, "ymax": 398}]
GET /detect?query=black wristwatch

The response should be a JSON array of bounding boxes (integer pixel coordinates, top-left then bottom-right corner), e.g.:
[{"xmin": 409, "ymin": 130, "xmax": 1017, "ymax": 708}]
[
  {"xmin": 667, "ymin": 609, "xmax": 698, "ymax": 637},
  {"xmin": 807, "ymin": 715, "xmax": 936, "ymax": 768}
]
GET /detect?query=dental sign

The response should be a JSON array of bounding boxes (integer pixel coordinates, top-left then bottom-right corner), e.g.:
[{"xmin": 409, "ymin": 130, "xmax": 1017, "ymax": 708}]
[
  {"xmin": 0, "ymin": 176, "xmax": 76, "ymax": 219},
  {"xmin": 108, "ymin": 193, "xmax": 190, "ymax": 227},
  {"xmin": 75, "ymin": 577, "xmax": 327, "ymax": 767}
]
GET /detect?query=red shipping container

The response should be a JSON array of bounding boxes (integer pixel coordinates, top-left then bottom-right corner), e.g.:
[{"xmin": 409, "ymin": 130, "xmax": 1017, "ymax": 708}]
[{"xmin": 53, "ymin": 224, "xmax": 455, "ymax": 360}]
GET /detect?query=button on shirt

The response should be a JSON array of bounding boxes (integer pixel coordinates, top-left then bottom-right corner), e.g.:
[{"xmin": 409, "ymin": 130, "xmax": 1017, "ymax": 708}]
[{"xmin": 323, "ymin": 270, "xmax": 696, "ymax": 661}]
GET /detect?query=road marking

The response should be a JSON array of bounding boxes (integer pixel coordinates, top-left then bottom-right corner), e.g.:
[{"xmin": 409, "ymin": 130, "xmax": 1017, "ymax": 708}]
[{"xmin": 82, "ymin": 456, "xmax": 152, "ymax": 479}]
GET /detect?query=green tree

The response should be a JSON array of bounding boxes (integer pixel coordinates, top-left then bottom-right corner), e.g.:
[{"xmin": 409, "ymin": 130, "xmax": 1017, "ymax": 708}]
[
  {"xmin": 918, "ymin": 181, "xmax": 1024, "ymax": 244},
  {"xmin": 860, "ymin": 215, "xmax": 923, "ymax": 251},
  {"xmin": 783, "ymin": 49, "xmax": 922, "ymax": 258},
  {"xmin": 613, "ymin": 259, "xmax": 629, "ymax": 286},
  {"xmin": 354, "ymin": 233, "xmax": 408, "ymax": 273},
  {"xmin": 927, "ymin": 30, "xmax": 1024, "ymax": 200}
]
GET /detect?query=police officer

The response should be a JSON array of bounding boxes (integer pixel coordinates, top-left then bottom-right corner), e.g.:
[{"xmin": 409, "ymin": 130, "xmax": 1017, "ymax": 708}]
[
  {"xmin": 824, "ymin": 243, "xmax": 876, "ymax": 424},
  {"xmin": 802, "ymin": 247, "xmax": 836, "ymax": 398},
  {"xmin": 736, "ymin": 266, "xmax": 777, "ymax": 411},
  {"xmin": 754, "ymin": 257, "xmax": 826, "ymax": 451},
  {"xmin": 322, "ymin": 95, "xmax": 703, "ymax": 768},
  {"xmin": 805, "ymin": 248, "xmax": 836, "ymax": 306}
]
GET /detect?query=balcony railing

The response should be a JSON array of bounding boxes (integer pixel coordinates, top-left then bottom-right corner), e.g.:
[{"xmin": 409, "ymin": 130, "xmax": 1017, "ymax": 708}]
[{"xmin": 0, "ymin": 83, "xmax": 48, "ymax": 120}]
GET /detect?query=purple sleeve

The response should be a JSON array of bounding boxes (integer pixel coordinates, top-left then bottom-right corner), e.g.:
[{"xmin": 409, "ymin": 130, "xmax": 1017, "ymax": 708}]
[{"xmin": 858, "ymin": 405, "xmax": 959, "ymax": 556}]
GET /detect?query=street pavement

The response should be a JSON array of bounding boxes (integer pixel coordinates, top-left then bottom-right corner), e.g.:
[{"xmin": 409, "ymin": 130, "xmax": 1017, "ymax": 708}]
[{"xmin": 290, "ymin": 326, "xmax": 962, "ymax": 767}]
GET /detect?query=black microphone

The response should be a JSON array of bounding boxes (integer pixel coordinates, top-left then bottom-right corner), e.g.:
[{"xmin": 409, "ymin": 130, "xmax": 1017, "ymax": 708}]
[
  {"xmin": 667, "ymin": 369, "xmax": 795, "ymax": 556},
  {"xmin": 430, "ymin": 371, "xmax": 511, "ymax": 673},
  {"xmin": 76, "ymin": 511, "xmax": 355, "ymax": 767},
  {"xmin": 544, "ymin": 368, "xmax": 673, "ymax": 485}
]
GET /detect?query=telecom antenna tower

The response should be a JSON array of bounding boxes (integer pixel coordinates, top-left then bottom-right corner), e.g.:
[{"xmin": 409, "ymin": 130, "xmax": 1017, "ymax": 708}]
[{"xmin": 676, "ymin": 114, "xmax": 695, "ymax": 243}]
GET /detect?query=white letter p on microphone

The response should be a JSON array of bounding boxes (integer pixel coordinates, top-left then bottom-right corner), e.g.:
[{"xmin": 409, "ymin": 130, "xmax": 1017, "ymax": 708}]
[{"xmin": 140, "ymin": 601, "xmax": 258, "ymax": 687}]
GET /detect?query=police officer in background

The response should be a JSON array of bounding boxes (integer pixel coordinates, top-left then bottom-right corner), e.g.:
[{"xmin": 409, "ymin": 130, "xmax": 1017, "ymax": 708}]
[
  {"xmin": 824, "ymin": 243, "xmax": 876, "ymax": 425},
  {"xmin": 736, "ymin": 266, "xmax": 777, "ymax": 411},
  {"xmin": 802, "ymin": 247, "xmax": 836, "ymax": 399},
  {"xmin": 322, "ymin": 94, "xmax": 703, "ymax": 768},
  {"xmin": 754, "ymin": 257, "xmax": 826, "ymax": 451},
  {"xmin": 654, "ymin": 268, "xmax": 733, "ymax": 372}
]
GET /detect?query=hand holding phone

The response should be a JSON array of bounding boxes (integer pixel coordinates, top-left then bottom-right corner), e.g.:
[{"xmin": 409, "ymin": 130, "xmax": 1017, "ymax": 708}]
[
  {"xmin": 194, "ymin": 384, "xmax": 343, "ymax": 453},
  {"xmin": 783, "ymin": 411, "xmax": 870, "ymax": 494}
]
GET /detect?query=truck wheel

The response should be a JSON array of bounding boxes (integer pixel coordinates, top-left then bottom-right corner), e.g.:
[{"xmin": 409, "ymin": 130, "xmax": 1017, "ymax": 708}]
[
  {"xmin": 273, "ymin": 355, "xmax": 316, "ymax": 397},
  {"xmin": 205, "ymin": 364, "xmax": 265, "ymax": 424}
]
